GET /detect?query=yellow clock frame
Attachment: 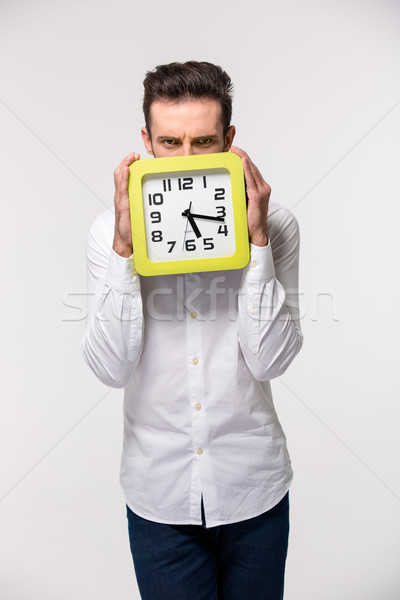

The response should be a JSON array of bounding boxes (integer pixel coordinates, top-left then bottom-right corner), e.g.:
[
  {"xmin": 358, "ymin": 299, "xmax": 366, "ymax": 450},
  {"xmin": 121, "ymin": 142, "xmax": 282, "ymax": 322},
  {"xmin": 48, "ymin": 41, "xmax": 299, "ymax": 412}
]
[{"xmin": 128, "ymin": 152, "xmax": 250, "ymax": 276}]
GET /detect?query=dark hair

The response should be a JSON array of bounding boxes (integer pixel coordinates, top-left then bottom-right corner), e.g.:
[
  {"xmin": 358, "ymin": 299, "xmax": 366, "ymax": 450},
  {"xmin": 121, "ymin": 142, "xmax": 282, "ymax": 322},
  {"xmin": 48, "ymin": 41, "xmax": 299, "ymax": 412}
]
[{"xmin": 143, "ymin": 61, "xmax": 233, "ymax": 136}]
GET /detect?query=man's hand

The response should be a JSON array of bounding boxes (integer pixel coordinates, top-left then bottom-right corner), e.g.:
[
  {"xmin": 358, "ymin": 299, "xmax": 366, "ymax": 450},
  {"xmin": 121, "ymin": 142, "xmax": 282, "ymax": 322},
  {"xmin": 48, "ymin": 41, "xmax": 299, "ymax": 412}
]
[
  {"xmin": 113, "ymin": 151, "xmax": 140, "ymax": 257},
  {"xmin": 230, "ymin": 146, "xmax": 270, "ymax": 247}
]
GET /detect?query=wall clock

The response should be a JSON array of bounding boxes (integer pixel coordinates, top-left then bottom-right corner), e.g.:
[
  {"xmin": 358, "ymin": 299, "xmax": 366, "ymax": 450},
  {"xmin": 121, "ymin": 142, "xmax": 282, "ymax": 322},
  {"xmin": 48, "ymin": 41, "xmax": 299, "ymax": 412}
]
[{"xmin": 128, "ymin": 152, "xmax": 249, "ymax": 276}]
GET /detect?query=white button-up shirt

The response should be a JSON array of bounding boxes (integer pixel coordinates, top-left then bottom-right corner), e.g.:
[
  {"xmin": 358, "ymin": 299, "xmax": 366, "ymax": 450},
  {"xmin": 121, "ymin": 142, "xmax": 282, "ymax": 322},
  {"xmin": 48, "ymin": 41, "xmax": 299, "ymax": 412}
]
[{"xmin": 82, "ymin": 201, "xmax": 303, "ymax": 527}]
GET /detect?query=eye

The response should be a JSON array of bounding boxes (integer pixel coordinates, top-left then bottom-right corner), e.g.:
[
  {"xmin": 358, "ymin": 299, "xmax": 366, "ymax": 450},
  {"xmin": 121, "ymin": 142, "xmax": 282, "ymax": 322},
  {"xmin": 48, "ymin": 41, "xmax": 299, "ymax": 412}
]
[
  {"xmin": 197, "ymin": 138, "xmax": 213, "ymax": 145},
  {"xmin": 164, "ymin": 139, "xmax": 177, "ymax": 146}
]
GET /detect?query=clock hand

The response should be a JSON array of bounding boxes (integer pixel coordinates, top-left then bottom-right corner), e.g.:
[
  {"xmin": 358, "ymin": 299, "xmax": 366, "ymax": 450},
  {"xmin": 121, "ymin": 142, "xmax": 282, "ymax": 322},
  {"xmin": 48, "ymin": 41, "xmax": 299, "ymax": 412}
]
[
  {"xmin": 182, "ymin": 207, "xmax": 202, "ymax": 239},
  {"xmin": 188, "ymin": 212, "xmax": 225, "ymax": 222},
  {"xmin": 187, "ymin": 213, "xmax": 202, "ymax": 239},
  {"xmin": 182, "ymin": 202, "xmax": 192, "ymax": 251}
]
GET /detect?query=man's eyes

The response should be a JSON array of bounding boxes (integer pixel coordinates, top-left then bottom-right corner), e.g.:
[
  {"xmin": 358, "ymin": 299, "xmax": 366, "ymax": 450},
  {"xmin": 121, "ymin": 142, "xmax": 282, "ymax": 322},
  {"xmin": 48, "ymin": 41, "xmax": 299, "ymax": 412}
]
[{"xmin": 162, "ymin": 138, "xmax": 215, "ymax": 146}]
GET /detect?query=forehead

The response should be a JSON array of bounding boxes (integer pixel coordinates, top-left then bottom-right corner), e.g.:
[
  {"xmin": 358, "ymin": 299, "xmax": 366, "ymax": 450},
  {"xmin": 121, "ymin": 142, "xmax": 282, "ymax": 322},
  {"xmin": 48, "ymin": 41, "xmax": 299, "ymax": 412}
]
[{"xmin": 149, "ymin": 98, "xmax": 223, "ymax": 136}]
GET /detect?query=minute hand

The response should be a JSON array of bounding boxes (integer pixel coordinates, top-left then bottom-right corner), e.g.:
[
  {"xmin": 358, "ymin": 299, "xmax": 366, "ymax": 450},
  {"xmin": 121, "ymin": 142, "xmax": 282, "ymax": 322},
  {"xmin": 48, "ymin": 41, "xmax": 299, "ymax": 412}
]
[{"xmin": 189, "ymin": 213, "xmax": 225, "ymax": 222}]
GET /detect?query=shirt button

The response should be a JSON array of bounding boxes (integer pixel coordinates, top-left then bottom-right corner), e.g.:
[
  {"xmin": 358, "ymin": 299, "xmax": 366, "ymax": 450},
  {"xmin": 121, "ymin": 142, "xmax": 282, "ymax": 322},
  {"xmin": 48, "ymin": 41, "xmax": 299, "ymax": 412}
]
[
  {"xmin": 190, "ymin": 311, "xmax": 197, "ymax": 319},
  {"xmin": 192, "ymin": 357, "xmax": 199, "ymax": 365},
  {"xmin": 249, "ymin": 307, "xmax": 256, "ymax": 314},
  {"xmin": 197, "ymin": 448, "xmax": 203, "ymax": 455},
  {"xmin": 195, "ymin": 403, "xmax": 202, "ymax": 410},
  {"xmin": 250, "ymin": 261, "xmax": 257, "ymax": 269}
]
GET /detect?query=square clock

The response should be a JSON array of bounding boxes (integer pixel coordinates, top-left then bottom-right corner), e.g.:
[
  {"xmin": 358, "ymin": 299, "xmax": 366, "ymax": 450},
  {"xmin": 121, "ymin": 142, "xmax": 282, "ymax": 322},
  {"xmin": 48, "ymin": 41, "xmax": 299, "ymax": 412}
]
[{"xmin": 128, "ymin": 152, "xmax": 249, "ymax": 276}]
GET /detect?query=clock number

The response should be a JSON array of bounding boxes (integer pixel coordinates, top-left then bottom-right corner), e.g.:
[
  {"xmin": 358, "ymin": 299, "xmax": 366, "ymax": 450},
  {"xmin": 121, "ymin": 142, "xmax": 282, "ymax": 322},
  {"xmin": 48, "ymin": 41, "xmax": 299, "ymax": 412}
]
[
  {"xmin": 218, "ymin": 224, "xmax": 228, "ymax": 236},
  {"xmin": 214, "ymin": 188, "xmax": 225, "ymax": 200},
  {"xmin": 203, "ymin": 237, "xmax": 214, "ymax": 250},
  {"xmin": 151, "ymin": 230, "xmax": 163, "ymax": 242},
  {"xmin": 150, "ymin": 211, "xmax": 161, "ymax": 224},
  {"xmin": 216, "ymin": 206, "xmax": 226, "ymax": 218},
  {"xmin": 178, "ymin": 177, "xmax": 193, "ymax": 190},
  {"xmin": 167, "ymin": 240, "xmax": 176, "ymax": 253},
  {"xmin": 163, "ymin": 179, "xmax": 172, "ymax": 192},
  {"xmin": 185, "ymin": 239, "xmax": 196, "ymax": 251},
  {"xmin": 148, "ymin": 193, "xmax": 164, "ymax": 206}
]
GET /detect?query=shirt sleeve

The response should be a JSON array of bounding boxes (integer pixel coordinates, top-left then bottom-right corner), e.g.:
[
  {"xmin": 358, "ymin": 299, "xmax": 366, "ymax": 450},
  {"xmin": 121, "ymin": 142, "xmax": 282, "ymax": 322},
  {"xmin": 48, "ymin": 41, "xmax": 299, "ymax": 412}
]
[
  {"xmin": 237, "ymin": 208, "xmax": 303, "ymax": 381},
  {"xmin": 81, "ymin": 214, "xmax": 144, "ymax": 388}
]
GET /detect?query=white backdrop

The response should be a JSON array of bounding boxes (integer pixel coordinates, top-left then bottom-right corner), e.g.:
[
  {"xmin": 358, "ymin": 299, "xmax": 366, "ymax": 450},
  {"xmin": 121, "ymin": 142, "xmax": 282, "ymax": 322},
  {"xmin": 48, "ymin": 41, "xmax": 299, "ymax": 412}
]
[{"xmin": 1, "ymin": 0, "xmax": 399, "ymax": 598}]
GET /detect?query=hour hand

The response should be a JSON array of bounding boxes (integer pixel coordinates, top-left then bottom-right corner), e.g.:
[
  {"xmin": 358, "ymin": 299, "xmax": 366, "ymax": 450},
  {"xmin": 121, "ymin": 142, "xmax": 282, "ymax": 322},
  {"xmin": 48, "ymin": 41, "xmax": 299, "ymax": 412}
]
[{"xmin": 182, "ymin": 208, "xmax": 202, "ymax": 238}]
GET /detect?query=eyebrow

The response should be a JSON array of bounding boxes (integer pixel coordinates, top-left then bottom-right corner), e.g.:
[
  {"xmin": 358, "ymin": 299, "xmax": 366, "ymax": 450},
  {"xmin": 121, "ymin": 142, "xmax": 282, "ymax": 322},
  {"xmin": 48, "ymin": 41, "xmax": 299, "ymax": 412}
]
[
  {"xmin": 156, "ymin": 135, "xmax": 218, "ymax": 142},
  {"xmin": 156, "ymin": 136, "xmax": 180, "ymax": 142},
  {"xmin": 192, "ymin": 135, "xmax": 218, "ymax": 142}
]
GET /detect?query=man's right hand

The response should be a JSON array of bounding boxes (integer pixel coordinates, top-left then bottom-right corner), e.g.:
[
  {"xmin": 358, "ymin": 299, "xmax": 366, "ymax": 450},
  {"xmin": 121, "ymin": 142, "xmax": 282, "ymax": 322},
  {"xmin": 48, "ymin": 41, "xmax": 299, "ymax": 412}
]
[{"xmin": 113, "ymin": 151, "xmax": 140, "ymax": 257}]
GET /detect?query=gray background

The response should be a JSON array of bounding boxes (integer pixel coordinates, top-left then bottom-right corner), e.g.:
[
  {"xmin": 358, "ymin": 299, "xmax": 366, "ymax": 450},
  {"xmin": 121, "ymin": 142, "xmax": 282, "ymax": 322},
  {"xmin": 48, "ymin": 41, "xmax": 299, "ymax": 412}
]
[{"xmin": 1, "ymin": 0, "xmax": 399, "ymax": 598}]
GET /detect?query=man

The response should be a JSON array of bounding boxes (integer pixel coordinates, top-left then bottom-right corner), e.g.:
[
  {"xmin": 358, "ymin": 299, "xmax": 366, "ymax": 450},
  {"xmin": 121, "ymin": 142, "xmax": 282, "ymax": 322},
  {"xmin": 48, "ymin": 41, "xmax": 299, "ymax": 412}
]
[{"xmin": 82, "ymin": 61, "xmax": 303, "ymax": 600}]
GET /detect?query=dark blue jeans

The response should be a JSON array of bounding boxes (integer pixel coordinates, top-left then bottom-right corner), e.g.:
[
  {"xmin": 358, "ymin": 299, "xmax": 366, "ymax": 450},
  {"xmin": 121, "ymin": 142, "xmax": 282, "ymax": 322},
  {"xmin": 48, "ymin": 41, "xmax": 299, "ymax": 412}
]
[{"xmin": 126, "ymin": 492, "xmax": 289, "ymax": 600}]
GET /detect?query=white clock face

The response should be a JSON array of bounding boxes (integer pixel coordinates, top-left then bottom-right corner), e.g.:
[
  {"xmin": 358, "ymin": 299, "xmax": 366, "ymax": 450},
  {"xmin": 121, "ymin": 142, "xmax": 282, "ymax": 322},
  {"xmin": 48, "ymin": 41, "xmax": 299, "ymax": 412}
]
[{"xmin": 141, "ymin": 168, "xmax": 236, "ymax": 263}]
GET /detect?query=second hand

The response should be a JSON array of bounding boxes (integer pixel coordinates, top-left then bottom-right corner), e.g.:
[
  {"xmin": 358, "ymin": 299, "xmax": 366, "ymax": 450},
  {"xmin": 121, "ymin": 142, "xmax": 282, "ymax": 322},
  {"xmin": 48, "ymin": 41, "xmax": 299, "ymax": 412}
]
[{"xmin": 182, "ymin": 201, "xmax": 192, "ymax": 251}]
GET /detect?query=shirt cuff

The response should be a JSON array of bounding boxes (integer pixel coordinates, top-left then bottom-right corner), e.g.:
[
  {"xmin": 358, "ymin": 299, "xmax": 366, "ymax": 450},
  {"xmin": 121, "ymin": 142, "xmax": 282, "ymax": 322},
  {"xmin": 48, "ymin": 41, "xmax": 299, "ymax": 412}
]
[
  {"xmin": 245, "ymin": 242, "xmax": 275, "ymax": 281},
  {"xmin": 105, "ymin": 249, "xmax": 140, "ymax": 293}
]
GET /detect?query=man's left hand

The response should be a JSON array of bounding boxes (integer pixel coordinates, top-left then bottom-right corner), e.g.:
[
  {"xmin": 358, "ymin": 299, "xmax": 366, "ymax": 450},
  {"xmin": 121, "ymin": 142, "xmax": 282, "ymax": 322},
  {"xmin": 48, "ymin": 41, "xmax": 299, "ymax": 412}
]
[{"xmin": 231, "ymin": 146, "xmax": 270, "ymax": 247}]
